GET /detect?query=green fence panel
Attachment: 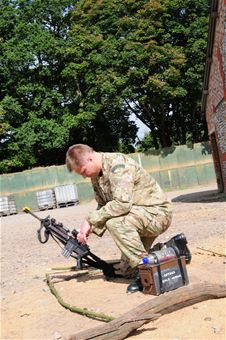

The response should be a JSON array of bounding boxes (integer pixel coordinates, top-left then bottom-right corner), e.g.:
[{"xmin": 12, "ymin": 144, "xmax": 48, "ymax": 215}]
[
  {"xmin": 38, "ymin": 167, "xmax": 55, "ymax": 188},
  {"xmin": 54, "ymin": 166, "xmax": 72, "ymax": 185},
  {"xmin": 168, "ymin": 168, "xmax": 182, "ymax": 190},
  {"xmin": 0, "ymin": 142, "xmax": 216, "ymax": 212},
  {"xmin": 178, "ymin": 166, "xmax": 199, "ymax": 188},
  {"xmin": 139, "ymin": 152, "xmax": 161, "ymax": 172},
  {"xmin": 158, "ymin": 147, "xmax": 178, "ymax": 172},
  {"xmin": 158, "ymin": 171, "xmax": 171, "ymax": 190},
  {"xmin": 16, "ymin": 191, "xmax": 38, "ymax": 212},
  {"xmin": 150, "ymin": 171, "xmax": 161, "ymax": 186},
  {"xmin": 76, "ymin": 182, "xmax": 95, "ymax": 202}
]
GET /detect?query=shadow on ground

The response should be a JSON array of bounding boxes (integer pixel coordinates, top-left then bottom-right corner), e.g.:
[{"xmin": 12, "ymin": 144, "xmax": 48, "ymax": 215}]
[{"xmin": 172, "ymin": 190, "xmax": 226, "ymax": 203}]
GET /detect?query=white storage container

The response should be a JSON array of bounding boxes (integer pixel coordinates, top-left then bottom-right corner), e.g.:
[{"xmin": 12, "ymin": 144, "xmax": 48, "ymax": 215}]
[
  {"xmin": 0, "ymin": 196, "xmax": 17, "ymax": 216},
  {"xmin": 54, "ymin": 184, "xmax": 79, "ymax": 207},
  {"xmin": 8, "ymin": 196, "xmax": 17, "ymax": 214},
  {"xmin": 36, "ymin": 189, "xmax": 56, "ymax": 210}
]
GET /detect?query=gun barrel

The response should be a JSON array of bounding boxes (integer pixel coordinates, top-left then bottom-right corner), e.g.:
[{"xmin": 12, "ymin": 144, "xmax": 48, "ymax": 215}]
[{"xmin": 23, "ymin": 207, "xmax": 43, "ymax": 221}]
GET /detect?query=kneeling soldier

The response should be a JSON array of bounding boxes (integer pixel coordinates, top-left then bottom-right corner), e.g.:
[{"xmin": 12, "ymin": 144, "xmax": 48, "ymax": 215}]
[{"xmin": 66, "ymin": 144, "xmax": 172, "ymax": 293}]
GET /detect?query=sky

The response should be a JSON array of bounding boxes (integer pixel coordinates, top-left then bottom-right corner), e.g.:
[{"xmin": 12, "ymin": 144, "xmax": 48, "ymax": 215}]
[{"xmin": 130, "ymin": 113, "xmax": 150, "ymax": 140}]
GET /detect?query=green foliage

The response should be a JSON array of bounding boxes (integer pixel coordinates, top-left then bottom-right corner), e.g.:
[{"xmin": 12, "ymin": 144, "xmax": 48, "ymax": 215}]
[
  {"xmin": 0, "ymin": 103, "xmax": 9, "ymax": 135},
  {"xmin": 68, "ymin": 0, "xmax": 209, "ymax": 150},
  {"xmin": 136, "ymin": 132, "xmax": 159, "ymax": 153},
  {"xmin": 0, "ymin": 0, "xmax": 81, "ymax": 173},
  {"xmin": 1, "ymin": 0, "xmax": 210, "ymax": 173}
]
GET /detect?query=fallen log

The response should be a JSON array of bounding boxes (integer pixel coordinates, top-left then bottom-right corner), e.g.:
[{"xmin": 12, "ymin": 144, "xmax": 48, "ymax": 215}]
[{"xmin": 66, "ymin": 282, "xmax": 226, "ymax": 340}]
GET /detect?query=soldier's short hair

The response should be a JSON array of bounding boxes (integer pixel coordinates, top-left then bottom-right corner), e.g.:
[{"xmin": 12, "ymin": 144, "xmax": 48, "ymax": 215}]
[{"xmin": 66, "ymin": 144, "xmax": 94, "ymax": 172}]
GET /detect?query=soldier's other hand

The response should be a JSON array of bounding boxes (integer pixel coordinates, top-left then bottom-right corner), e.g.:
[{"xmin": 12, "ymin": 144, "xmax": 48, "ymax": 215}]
[{"xmin": 77, "ymin": 219, "xmax": 92, "ymax": 244}]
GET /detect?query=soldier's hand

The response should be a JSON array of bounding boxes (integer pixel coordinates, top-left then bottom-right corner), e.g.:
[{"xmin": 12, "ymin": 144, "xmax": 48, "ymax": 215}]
[{"xmin": 77, "ymin": 219, "xmax": 92, "ymax": 244}]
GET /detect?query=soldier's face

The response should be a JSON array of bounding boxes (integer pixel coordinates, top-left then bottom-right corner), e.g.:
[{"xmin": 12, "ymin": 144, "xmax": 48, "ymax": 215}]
[{"xmin": 74, "ymin": 156, "xmax": 100, "ymax": 178}]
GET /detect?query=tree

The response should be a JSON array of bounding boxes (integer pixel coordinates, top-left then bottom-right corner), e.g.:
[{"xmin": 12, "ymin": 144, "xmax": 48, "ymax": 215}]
[
  {"xmin": 0, "ymin": 0, "xmax": 138, "ymax": 173},
  {"xmin": 69, "ymin": 0, "xmax": 209, "ymax": 149},
  {"xmin": 0, "ymin": 0, "xmax": 92, "ymax": 173},
  {"xmin": 0, "ymin": 0, "xmax": 210, "ymax": 173}
]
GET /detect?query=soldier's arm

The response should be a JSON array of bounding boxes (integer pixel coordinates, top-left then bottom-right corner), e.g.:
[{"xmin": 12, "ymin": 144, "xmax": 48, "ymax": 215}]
[
  {"xmin": 87, "ymin": 163, "xmax": 136, "ymax": 227},
  {"xmin": 92, "ymin": 179, "xmax": 105, "ymax": 209}
]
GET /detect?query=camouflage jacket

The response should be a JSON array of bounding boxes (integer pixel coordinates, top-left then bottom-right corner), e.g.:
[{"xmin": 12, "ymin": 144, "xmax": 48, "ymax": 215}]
[{"xmin": 87, "ymin": 153, "xmax": 171, "ymax": 235}]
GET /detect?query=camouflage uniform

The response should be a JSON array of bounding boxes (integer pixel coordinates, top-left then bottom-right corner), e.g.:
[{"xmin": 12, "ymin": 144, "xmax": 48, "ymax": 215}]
[{"xmin": 87, "ymin": 153, "xmax": 172, "ymax": 268}]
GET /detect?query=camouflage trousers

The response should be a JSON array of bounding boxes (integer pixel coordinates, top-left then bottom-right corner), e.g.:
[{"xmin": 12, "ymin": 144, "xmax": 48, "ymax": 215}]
[{"xmin": 105, "ymin": 205, "xmax": 172, "ymax": 268}]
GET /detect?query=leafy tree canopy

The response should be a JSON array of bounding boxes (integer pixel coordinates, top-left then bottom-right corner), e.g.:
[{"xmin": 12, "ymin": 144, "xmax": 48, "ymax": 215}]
[
  {"xmin": 0, "ymin": 0, "xmax": 209, "ymax": 173},
  {"xmin": 68, "ymin": 0, "xmax": 209, "ymax": 149}
]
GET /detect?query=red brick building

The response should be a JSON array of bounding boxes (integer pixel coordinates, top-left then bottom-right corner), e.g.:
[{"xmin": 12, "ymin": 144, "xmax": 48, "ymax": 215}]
[{"xmin": 201, "ymin": 0, "xmax": 226, "ymax": 192}]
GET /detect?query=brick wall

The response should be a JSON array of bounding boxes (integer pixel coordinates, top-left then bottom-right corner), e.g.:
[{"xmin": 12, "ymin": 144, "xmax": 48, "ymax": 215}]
[{"xmin": 206, "ymin": 0, "xmax": 226, "ymax": 192}]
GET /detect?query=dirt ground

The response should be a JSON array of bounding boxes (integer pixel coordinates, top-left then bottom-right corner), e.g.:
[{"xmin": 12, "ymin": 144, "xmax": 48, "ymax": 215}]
[{"xmin": 1, "ymin": 184, "xmax": 226, "ymax": 340}]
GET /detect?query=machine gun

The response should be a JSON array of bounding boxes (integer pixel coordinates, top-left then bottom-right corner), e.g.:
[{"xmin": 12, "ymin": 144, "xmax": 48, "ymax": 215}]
[{"xmin": 23, "ymin": 207, "xmax": 116, "ymax": 278}]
